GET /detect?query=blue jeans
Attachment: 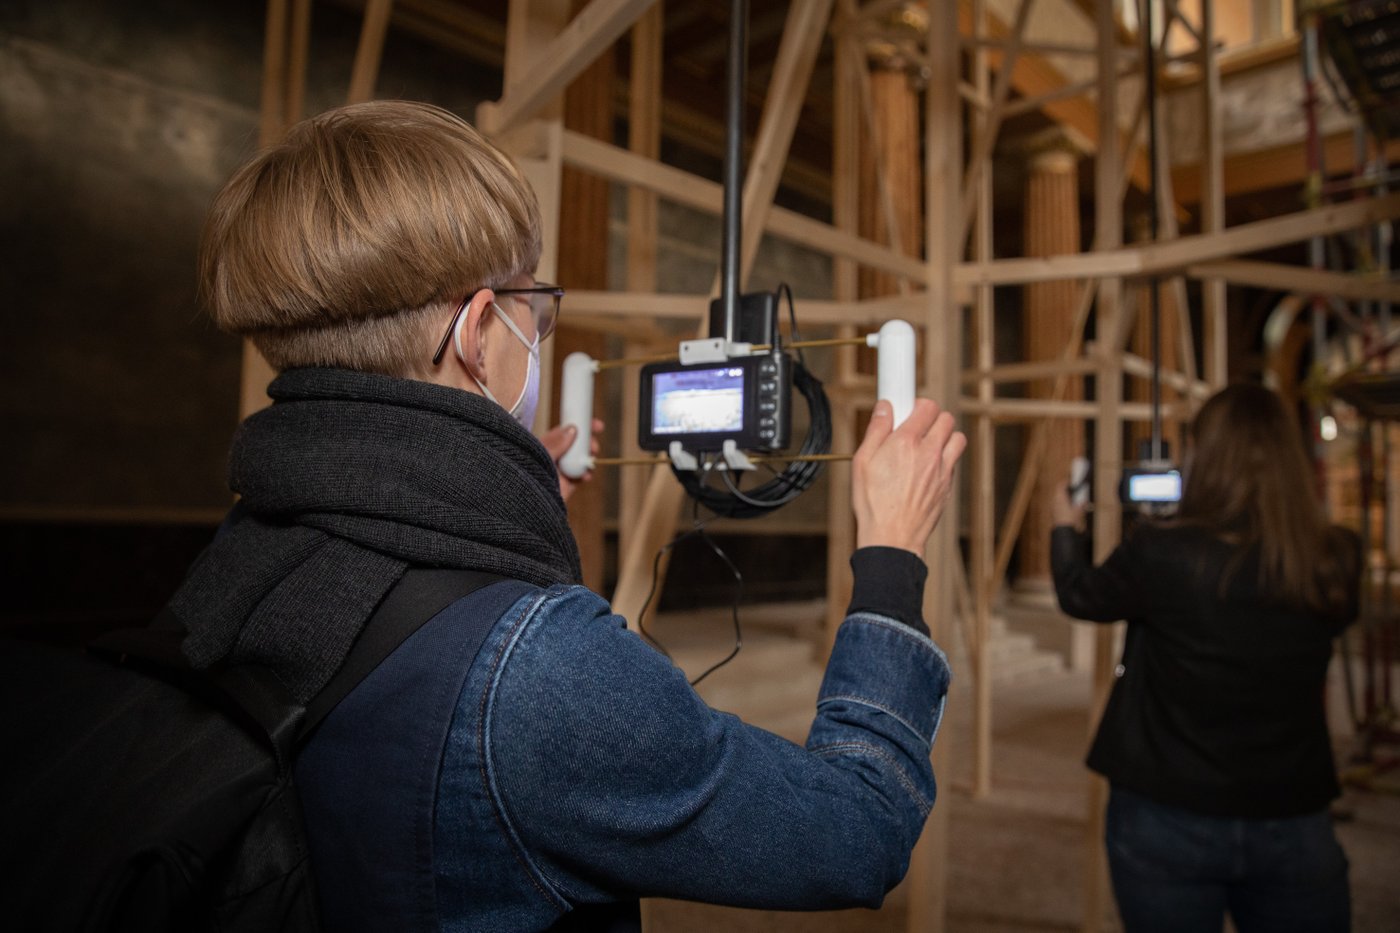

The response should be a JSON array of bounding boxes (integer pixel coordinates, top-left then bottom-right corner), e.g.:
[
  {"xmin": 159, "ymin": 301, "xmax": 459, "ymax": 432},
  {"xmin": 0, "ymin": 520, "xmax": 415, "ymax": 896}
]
[{"xmin": 1106, "ymin": 786, "xmax": 1349, "ymax": 933}]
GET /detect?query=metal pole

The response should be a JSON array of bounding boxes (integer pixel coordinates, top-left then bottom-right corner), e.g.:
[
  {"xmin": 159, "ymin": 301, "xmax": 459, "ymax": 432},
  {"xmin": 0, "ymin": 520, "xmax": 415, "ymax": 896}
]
[
  {"xmin": 1145, "ymin": 0, "xmax": 1163, "ymax": 460},
  {"xmin": 719, "ymin": 0, "xmax": 748, "ymax": 343}
]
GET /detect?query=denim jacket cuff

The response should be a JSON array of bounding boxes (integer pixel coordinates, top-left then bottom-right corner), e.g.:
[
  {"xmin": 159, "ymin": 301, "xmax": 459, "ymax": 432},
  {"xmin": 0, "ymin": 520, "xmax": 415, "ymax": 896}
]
[{"xmin": 818, "ymin": 613, "xmax": 952, "ymax": 746}]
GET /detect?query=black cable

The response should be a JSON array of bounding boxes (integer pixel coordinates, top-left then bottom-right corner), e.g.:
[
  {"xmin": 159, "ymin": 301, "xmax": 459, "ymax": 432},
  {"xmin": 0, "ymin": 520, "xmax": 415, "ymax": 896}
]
[
  {"xmin": 633, "ymin": 503, "xmax": 745, "ymax": 687},
  {"xmin": 672, "ymin": 359, "xmax": 831, "ymax": 517}
]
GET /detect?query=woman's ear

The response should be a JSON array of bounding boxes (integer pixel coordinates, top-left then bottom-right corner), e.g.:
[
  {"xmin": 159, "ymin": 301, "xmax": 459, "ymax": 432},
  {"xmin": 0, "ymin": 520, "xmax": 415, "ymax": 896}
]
[{"xmin": 454, "ymin": 288, "xmax": 497, "ymax": 385}]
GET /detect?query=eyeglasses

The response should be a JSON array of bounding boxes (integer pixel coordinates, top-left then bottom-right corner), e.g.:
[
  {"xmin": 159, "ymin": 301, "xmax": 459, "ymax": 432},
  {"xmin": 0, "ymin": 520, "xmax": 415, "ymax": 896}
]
[{"xmin": 432, "ymin": 283, "xmax": 564, "ymax": 365}]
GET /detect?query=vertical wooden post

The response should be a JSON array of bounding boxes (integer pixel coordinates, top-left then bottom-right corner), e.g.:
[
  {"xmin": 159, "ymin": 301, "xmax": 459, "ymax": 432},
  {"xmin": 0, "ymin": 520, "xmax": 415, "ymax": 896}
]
[
  {"xmin": 907, "ymin": 3, "xmax": 960, "ymax": 931},
  {"xmin": 970, "ymin": 0, "xmax": 996, "ymax": 802},
  {"xmin": 494, "ymin": 0, "xmax": 573, "ymax": 433},
  {"xmin": 346, "ymin": 0, "xmax": 394, "ymax": 104},
  {"xmin": 555, "ymin": 0, "xmax": 615, "ymax": 592},
  {"xmin": 619, "ymin": 2, "xmax": 664, "ymax": 562},
  {"xmin": 1083, "ymin": 2, "xmax": 1125, "ymax": 931},
  {"xmin": 239, "ymin": 0, "xmax": 295, "ymax": 420},
  {"xmin": 1200, "ymin": 0, "xmax": 1228, "ymax": 388},
  {"xmin": 285, "ymin": 0, "xmax": 313, "ymax": 124},
  {"xmin": 824, "ymin": 0, "xmax": 862, "ymax": 656}
]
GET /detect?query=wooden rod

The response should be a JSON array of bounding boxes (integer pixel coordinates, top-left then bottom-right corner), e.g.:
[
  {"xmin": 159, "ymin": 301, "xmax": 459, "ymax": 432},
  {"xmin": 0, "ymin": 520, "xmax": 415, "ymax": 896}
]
[
  {"xmin": 595, "ymin": 352, "xmax": 675, "ymax": 370},
  {"xmin": 594, "ymin": 452, "xmax": 853, "ymax": 468},
  {"xmin": 594, "ymin": 335, "xmax": 871, "ymax": 371}
]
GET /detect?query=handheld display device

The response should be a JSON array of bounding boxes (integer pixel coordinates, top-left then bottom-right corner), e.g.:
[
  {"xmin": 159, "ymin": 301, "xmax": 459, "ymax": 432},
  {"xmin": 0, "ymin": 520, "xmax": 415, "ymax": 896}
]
[
  {"xmin": 1120, "ymin": 467, "xmax": 1182, "ymax": 504},
  {"xmin": 638, "ymin": 353, "xmax": 791, "ymax": 452}
]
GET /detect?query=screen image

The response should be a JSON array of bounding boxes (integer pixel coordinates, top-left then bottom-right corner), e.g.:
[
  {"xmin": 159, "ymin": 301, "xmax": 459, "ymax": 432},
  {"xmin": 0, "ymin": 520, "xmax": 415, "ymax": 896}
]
[
  {"xmin": 652, "ymin": 366, "xmax": 745, "ymax": 435},
  {"xmin": 1128, "ymin": 471, "xmax": 1181, "ymax": 502}
]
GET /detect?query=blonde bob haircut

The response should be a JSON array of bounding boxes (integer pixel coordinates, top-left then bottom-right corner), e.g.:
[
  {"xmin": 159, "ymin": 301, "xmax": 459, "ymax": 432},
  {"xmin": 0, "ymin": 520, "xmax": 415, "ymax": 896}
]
[{"xmin": 199, "ymin": 100, "xmax": 542, "ymax": 377}]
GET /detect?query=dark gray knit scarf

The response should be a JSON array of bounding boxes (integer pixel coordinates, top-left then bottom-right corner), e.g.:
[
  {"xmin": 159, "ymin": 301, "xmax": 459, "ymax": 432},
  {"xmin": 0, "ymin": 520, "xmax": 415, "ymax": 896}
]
[{"xmin": 168, "ymin": 367, "xmax": 581, "ymax": 703}]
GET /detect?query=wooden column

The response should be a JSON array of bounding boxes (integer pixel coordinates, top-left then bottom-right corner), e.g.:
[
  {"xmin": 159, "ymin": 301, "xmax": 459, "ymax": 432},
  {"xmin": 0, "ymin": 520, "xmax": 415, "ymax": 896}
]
[
  {"xmin": 554, "ymin": 0, "xmax": 614, "ymax": 592},
  {"xmin": 858, "ymin": 65, "xmax": 922, "ymax": 300},
  {"xmin": 1018, "ymin": 133, "xmax": 1084, "ymax": 588},
  {"xmin": 823, "ymin": 50, "xmax": 923, "ymax": 651}
]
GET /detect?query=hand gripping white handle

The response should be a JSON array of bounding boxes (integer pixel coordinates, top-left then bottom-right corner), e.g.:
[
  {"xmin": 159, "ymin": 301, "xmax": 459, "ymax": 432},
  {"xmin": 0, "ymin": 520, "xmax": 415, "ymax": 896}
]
[
  {"xmin": 868, "ymin": 319, "xmax": 916, "ymax": 428},
  {"xmin": 559, "ymin": 352, "xmax": 598, "ymax": 479}
]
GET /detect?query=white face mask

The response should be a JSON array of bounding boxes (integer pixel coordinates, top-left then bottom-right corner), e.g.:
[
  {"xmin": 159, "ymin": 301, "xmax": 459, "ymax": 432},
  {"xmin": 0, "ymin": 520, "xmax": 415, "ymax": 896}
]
[{"xmin": 455, "ymin": 300, "xmax": 540, "ymax": 427}]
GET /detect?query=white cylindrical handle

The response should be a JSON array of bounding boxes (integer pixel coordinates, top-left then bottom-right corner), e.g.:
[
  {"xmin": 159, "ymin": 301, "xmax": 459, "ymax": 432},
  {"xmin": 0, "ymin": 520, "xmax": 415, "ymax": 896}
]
[
  {"xmin": 869, "ymin": 319, "xmax": 916, "ymax": 428},
  {"xmin": 559, "ymin": 352, "xmax": 597, "ymax": 479}
]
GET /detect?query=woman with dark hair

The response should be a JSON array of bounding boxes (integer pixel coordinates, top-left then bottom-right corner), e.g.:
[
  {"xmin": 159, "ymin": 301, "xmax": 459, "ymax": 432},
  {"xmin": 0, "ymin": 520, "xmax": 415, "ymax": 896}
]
[{"xmin": 1050, "ymin": 383, "xmax": 1360, "ymax": 933}]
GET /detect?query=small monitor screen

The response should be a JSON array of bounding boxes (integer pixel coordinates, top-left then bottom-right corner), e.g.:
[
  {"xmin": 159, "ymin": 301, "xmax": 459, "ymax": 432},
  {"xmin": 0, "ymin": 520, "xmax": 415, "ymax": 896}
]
[
  {"xmin": 652, "ymin": 366, "xmax": 745, "ymax": 435},
  {"xmin": 1128, "ymin": 471, "xmax": 1181, "ymax": 502}
]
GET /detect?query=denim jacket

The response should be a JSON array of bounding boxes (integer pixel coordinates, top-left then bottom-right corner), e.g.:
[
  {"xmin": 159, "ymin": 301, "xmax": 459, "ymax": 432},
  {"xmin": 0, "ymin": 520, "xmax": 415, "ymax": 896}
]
[{"xmin": 297, "ymin": 548, "xmax": 951, "ymax": 932}]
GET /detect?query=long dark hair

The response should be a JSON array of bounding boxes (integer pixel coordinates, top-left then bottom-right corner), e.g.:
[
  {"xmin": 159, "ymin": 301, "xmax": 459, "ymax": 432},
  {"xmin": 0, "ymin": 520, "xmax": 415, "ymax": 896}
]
[{"xmin": 1179, "ymin": 384, "xmax": 1355, "ymax": 611}]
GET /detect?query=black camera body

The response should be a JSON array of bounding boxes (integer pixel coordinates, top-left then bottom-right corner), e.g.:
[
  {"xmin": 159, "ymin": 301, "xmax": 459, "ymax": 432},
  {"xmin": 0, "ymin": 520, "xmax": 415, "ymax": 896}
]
[{"xmin": 638, "ymin": 352, "xmax": 792, "ymax": 453}]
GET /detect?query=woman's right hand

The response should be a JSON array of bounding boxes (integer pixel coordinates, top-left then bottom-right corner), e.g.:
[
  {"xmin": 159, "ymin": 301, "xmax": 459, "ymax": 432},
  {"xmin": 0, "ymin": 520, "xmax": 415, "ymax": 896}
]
[
  {"xmin": 1051, "ymin": 480, "xmax": 1086, "ymax": 531},
  {"xmin": 852, "ymin": 399, "xmax": 967, "ymax": 556}
]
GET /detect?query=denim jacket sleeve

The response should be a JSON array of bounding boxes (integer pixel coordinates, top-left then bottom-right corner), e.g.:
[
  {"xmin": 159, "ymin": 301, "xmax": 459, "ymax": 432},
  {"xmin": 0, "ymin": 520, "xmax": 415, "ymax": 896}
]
[{"xmin": 480, "ymin": 557, "xmax": 951, "ymax": 913}]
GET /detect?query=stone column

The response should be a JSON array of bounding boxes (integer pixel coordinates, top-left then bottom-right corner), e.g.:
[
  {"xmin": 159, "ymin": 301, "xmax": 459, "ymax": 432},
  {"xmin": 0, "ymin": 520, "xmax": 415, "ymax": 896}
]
[{"xmin": 1018, "ymin": 131, "xmax": 1085, "ymax": 589}]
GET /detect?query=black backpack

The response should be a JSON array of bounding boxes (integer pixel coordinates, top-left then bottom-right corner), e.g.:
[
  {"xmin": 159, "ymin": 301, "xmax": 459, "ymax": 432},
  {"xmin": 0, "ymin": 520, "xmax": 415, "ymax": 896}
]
[{"xmin": 0, "ymin": 569, "xmax": 502, "ymax": 933}]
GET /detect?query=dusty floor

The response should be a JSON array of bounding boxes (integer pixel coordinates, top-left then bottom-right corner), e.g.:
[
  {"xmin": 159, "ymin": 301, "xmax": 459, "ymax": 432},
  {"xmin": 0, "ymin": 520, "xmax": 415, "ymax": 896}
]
[{"xmin": 643, "ymin": 608, "xmax": 1400, "ymax": 932}]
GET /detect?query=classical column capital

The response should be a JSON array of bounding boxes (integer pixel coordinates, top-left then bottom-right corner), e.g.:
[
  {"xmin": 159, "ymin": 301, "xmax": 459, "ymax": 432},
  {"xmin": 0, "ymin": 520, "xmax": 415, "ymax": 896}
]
[{"xmin": 1007, "ymin": 127, "xmax": 1091, "ymax": 174}]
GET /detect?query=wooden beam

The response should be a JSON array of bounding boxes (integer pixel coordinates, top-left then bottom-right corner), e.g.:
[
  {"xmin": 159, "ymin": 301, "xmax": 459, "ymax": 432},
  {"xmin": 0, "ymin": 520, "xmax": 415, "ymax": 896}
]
[
  {"xmin": 961, "ymin": 355, "xmax": 1100, "ymax": 386},
  {"xmin": 958, "ymin": 0, "xmax": 1036, "ymax": 242},
  {"xmin": 1199, "ymin": 0, "xmax": 1224, "ymax": 389},
  {"xmin": 1188, "ymin": 259, "xmax": 1400, "ymax": 304},
  {"xmin": 970, "ymin": 0, "xmax": 996, "ymax": 803},
  {"xmin": 960, "ymin": 398, "xmax": 1171, "ymax": 421},
  {"xmin": 478, "ymin": 0, "xmax": 657, "ymax": 136},
  {"xmin": 825, "ymin": 0, "xmax": 861, "ymax": 658},
  {"xmin": 1084, "ymin": 3, "xmax": 1124, "ymax": 929},
  {"xmin": 1173, "ymin": 131, "xmax": 1400, "ymax": 203},
  {"xmin": 346, "ymin": 0, "xmax": 394, "ymax": 104},
  {"xmin": 732, "ymin": 0, "xmax": 835, "ymax": 279},
  {"xmin": 611, "ymin": 0, "xmax": 834, "ymax": 626},
  {"xmin": 906, "ymin": 2, "xmax": 959, "ymax": 930},
  {"xmin": 957, "ymin": 2, "xmax": 1152, "ymax": 192},
  {"xmin": 618, "ymin": 0, "xmax": 663, "ymax": 602},
  {"xmin": 955, "ymin": 192, "xmax": 1400, "ymax": 287},
  {"xmin": 241, "ymin": 0, "xmax": 295, "ymax": 420},
  {"xmin": 285, "ymin": 0, "xmax": 313, "ymax": 123},
  {"xmin": 560, "ymin": 130, "xmax": 931, "ymax": 283}
]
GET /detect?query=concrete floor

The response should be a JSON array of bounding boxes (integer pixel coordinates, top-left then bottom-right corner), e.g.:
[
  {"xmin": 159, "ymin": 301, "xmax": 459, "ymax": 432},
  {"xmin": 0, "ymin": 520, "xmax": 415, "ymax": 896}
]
[{"xmin": 643, "ymin": 606, "xmax": 1400, "ymax": 932}]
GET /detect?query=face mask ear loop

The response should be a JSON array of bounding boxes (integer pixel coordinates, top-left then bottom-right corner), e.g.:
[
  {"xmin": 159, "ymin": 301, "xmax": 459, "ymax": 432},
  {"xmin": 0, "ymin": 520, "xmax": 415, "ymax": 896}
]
[{"xmin": 454, "ymin": 298, "xmax": 499, "ymax": 405}]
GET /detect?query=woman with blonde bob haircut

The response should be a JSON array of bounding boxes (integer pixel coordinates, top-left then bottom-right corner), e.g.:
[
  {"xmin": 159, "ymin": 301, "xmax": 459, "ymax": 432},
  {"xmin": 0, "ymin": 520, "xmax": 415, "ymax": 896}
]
[
  {"xmin": 199, "ymin": 99, "xmax": 542, "ymax": 378},
  {"xmin": 1049, "ymin": 382, "xmax": 1360, "ymax": 933},
  {"xmin": 152, "ymin": 96, "xmax": 969, "ymax": 932}
]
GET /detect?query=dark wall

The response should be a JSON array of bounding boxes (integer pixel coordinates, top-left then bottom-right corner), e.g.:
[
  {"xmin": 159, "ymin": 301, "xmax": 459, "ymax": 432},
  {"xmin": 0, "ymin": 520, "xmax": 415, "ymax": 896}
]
[
  {"xmin": 0, "ymin": 0, "xmax": 503, "ymax": 516},
  {"xmin": 0, "ymin": 0, "xmax": 503, "ymax": 631}
]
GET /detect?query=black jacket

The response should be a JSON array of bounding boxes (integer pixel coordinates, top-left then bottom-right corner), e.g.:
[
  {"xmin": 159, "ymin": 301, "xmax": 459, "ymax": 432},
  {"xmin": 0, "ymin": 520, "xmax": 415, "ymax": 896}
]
[{"xmin": 1051, "ymin": 522, "xmax": 1359, "ymax": 818}]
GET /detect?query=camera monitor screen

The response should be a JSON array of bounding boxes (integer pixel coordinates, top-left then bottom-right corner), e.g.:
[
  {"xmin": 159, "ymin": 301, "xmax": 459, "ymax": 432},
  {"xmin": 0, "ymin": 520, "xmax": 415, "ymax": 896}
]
[
  {"xmin": 1127, "ymin": 470, "xmax": 1181, "ymax": 502},
  {"xmin": 652, "ymin": 366, "xmax": 746, "ymax": 435}
]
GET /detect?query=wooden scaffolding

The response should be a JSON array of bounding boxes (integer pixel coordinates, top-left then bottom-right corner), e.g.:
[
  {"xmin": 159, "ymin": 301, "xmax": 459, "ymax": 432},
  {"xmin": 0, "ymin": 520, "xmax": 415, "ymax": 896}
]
[{"xmin": 244, "ymin": 1, "xmax": 1400, "ymax": 929}]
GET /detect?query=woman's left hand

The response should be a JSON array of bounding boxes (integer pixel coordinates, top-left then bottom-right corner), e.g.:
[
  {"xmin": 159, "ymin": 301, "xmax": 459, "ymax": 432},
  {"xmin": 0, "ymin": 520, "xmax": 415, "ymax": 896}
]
[{"xmin": 539, "ymin": 418, "xmax": 604, "ymax": 501}]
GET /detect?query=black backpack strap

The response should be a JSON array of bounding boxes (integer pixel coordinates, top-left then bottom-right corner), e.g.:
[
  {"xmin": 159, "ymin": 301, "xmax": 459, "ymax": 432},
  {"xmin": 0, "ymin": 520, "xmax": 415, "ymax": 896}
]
[
  {"xmin": 91, "ymin": 569, "xmax": 507, "ymax": 756},
  {"xmin": 300, "ymin": 568, "xmax": 506, "ymax": 738}
]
